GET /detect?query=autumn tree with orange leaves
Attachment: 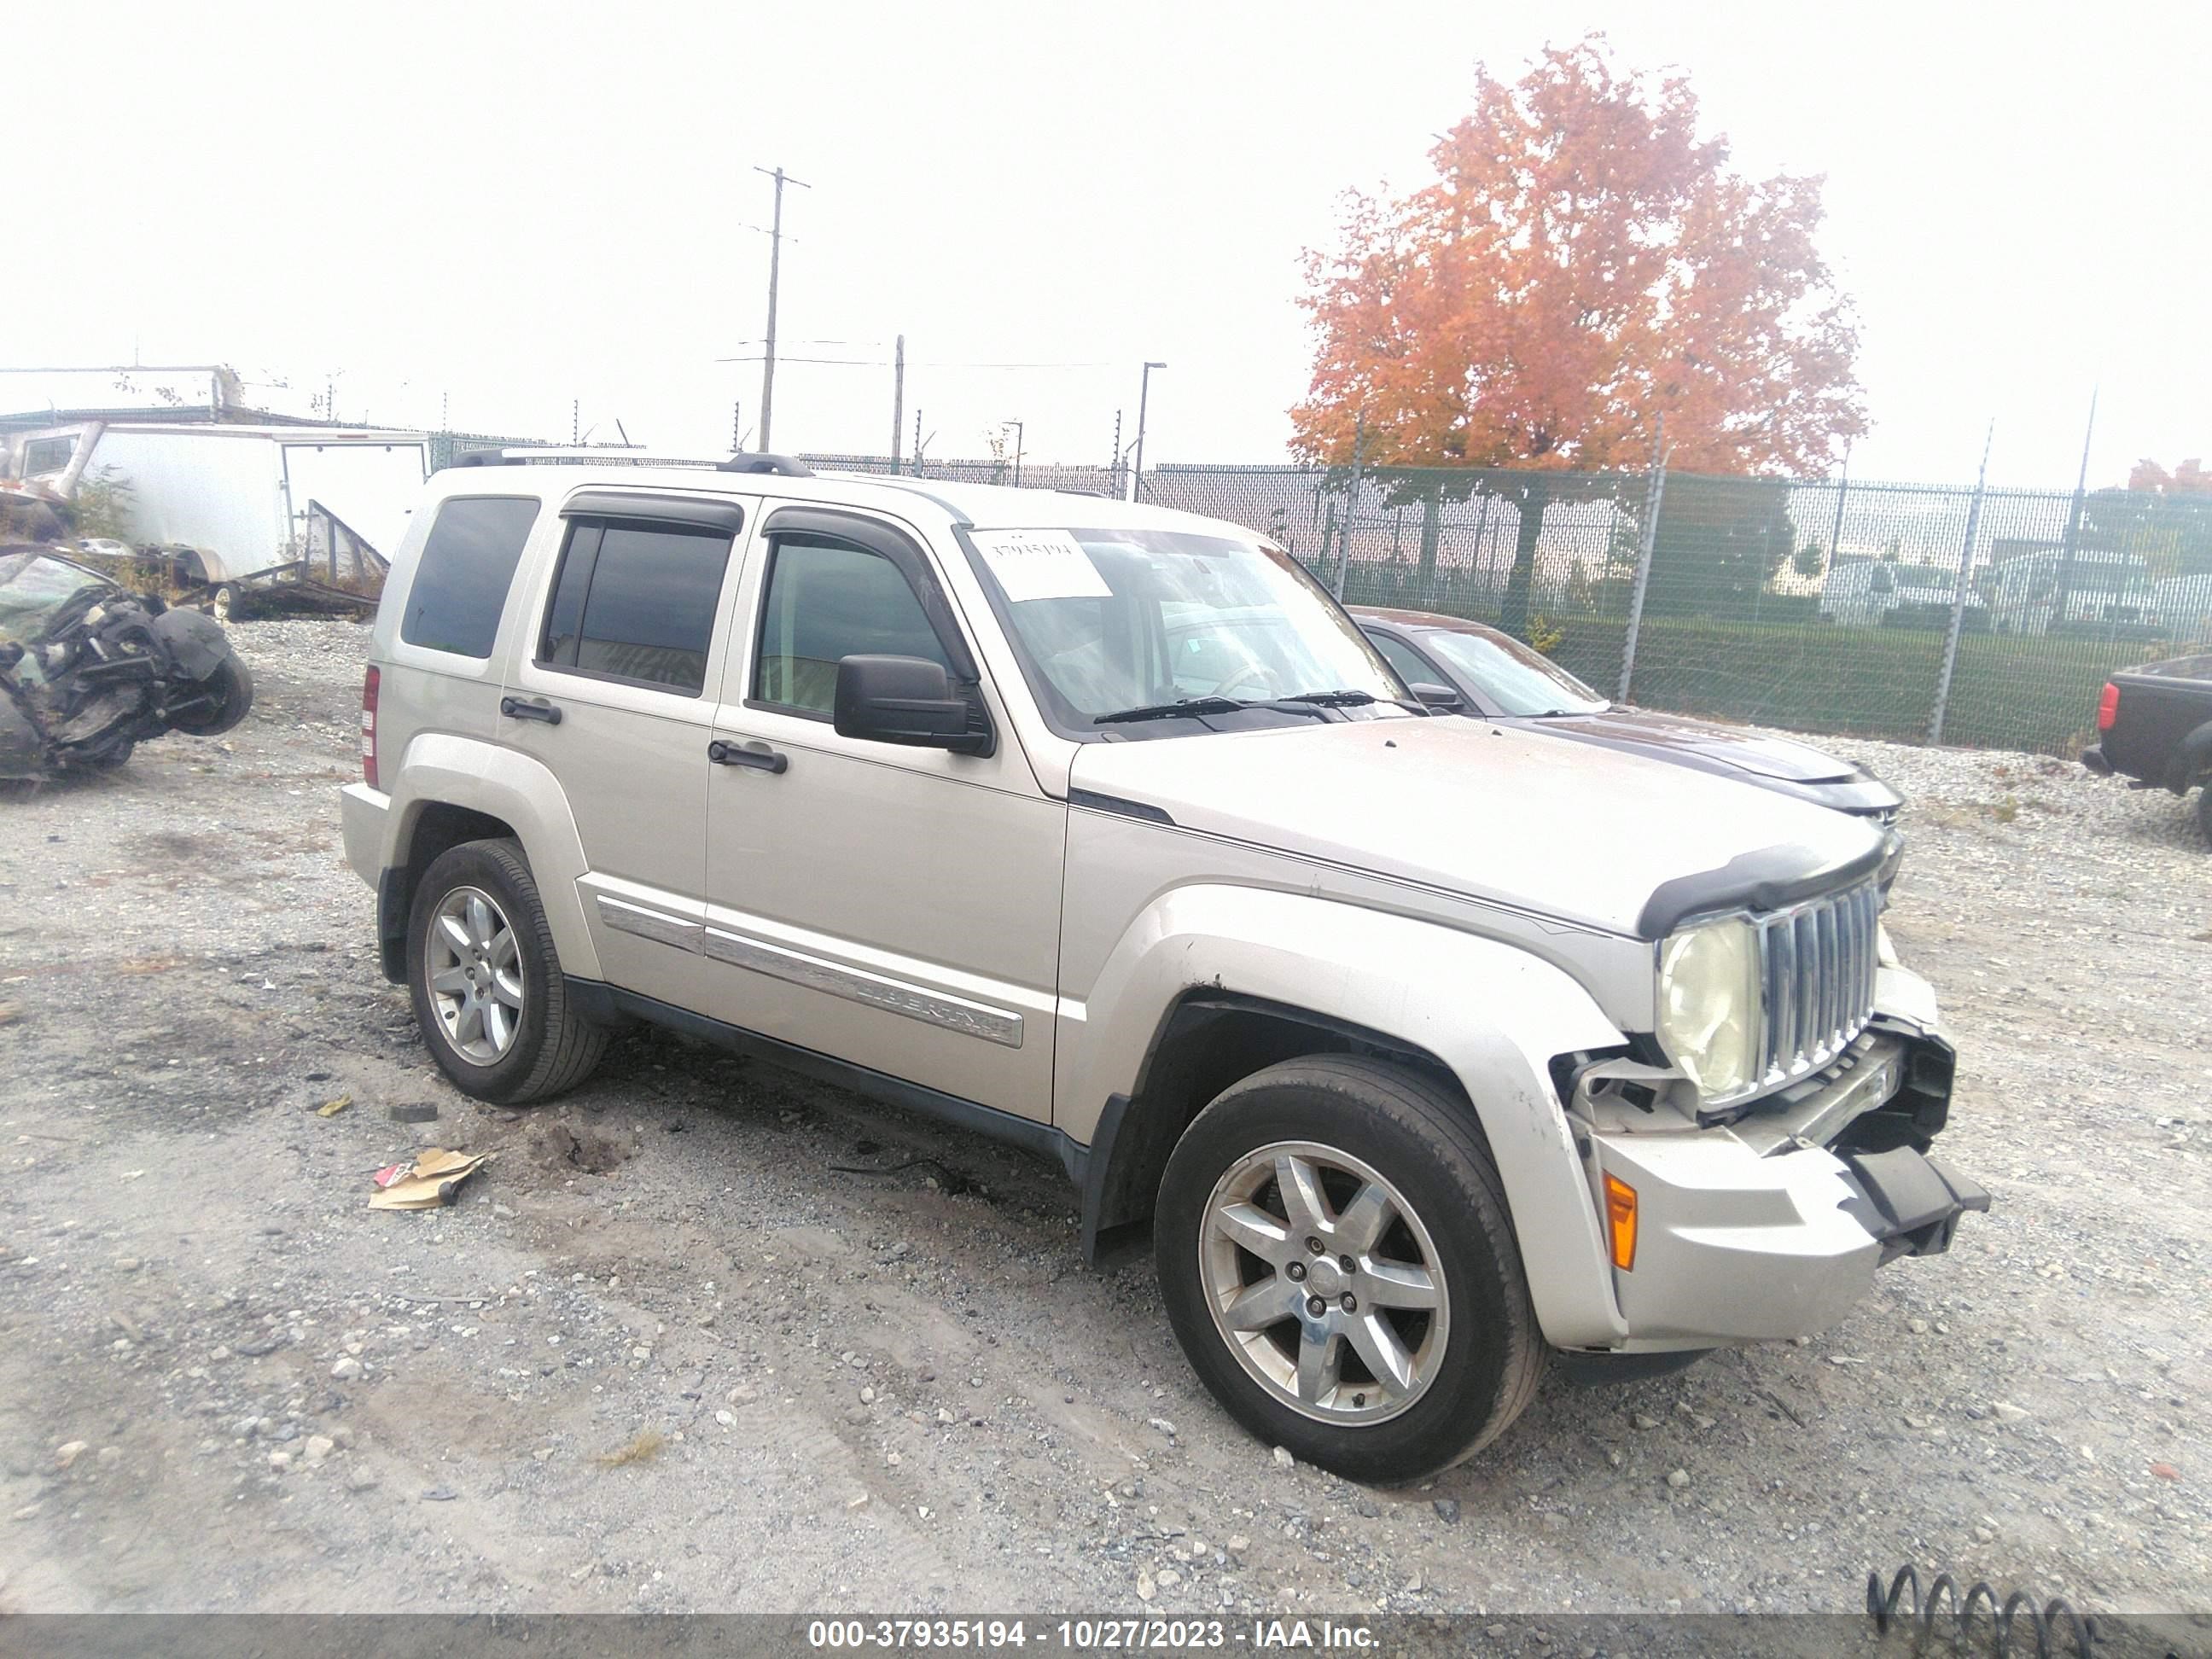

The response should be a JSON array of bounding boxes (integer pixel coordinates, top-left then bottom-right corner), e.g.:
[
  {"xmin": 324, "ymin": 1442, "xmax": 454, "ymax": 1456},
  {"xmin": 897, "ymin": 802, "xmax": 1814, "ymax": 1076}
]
[
  {"xmin": 2128, "ymin": 458, "xmax": 2212, "ymax": 498},
  {"xmin": 1292, "ymin": 37, "xmax": 1867, "ymax": 635}
]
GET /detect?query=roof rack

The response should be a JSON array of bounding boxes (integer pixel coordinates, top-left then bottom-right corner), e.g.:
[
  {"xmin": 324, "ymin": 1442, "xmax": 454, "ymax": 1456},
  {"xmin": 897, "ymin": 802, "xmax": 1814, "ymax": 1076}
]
[
  {"xmin": 445, "ymin": 447, "xmax": 813, "ymax": 478},
  {"xmin": 716, "ymin": 454, "xmax": 815, "ymax": 477}
]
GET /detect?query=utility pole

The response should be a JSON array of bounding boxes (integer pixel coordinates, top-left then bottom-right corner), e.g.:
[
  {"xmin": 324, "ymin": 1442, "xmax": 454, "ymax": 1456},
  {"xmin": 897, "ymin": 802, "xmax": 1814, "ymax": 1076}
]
[
  {"xmin": 1110, "ymin": 410, "xmax": 1123, "ymax": 496},
  {"xmin": 1130, "ymin": 362, "xmax": 1166, "ymax": 502},
  {"xmin": 1006, "ymin": 420, "xmax": 1025, "ymax": 488},
  {"xmin": 753, "ymin": 164, "xmax": 810, "ymax": 452},
  {"xmin": 889, "ymin": 335, "xmax": 905, "ymax": 469},
  {"xmin": 731, "ymin": 402, "xmax": 743, "ymax": 454},
  {"xmin": 911, "ymin": 408, "xmax": 923, "ymax": 475},
  {"xmin": 572, "ymin": 399, "xmax": 579, "ymax": 445},
  {"xmin": 2051, "ymin": 387, "xmax": 2098, "ymax": 632}
]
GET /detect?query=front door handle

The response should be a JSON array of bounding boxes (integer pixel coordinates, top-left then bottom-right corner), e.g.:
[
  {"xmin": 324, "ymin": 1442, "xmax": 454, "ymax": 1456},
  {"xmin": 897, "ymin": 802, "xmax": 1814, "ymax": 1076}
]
[
  {"xmin": 708, "ymin": 738, "xmax": 788, "ymax": 775},
  {"xmin": 500, "ymin": 696, "xmax": 562, "ymax": 725}
]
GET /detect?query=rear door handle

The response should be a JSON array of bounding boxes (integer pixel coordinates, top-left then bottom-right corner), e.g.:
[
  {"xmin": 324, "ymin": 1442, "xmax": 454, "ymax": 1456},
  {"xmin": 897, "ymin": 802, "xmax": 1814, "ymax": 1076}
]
[
  {"xmin": 500, "ymin": 696, "xmax": 562, "ymax": 725},
  {"xmin": 708, "ymin": 738, "xmax": 788, "ymax": 774}
]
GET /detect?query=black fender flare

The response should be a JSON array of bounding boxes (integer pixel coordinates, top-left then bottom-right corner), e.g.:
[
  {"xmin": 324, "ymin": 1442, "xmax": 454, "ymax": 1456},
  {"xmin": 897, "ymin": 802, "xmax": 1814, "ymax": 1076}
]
[{"xmin": 1074, "ymin": 990, "xmax": 1460, "ymax": 1266}]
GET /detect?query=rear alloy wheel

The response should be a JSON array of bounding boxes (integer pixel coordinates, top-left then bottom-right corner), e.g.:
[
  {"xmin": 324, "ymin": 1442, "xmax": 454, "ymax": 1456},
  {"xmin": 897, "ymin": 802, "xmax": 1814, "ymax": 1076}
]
[
  {"xmin": 1156, "ymin": 1056, "xmax": 1543, "ymax": 1484},
  {"xmin": 407, "ymin": 838, "xmax": 608, "ymax": 1104},
  {"xmin": 426, "ymin": 885, "xmax": 526, "ymax": 1064}
]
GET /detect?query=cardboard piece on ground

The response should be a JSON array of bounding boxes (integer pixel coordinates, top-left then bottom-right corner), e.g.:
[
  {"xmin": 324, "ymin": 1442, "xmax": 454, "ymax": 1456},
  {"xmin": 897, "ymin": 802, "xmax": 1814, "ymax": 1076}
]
[{"xmin": 368, "ymin": 1149, "xmax": 488, "ymax": 1211}]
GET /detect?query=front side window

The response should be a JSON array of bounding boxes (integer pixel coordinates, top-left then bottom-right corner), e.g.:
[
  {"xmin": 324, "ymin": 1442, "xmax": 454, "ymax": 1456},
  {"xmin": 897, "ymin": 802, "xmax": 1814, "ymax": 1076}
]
[
  {"xmin": 1365, "ymin": 632, "xmax": 1436, "ymax": 690},
  {"xmin": 400, "ymin": 496, "xmax": 542, "ymax": 658},
  {"xmin": 538, "ymin": 520, "xmax": 733, "ymax": 695},
  {"xmin": 752, "ymin": 538, "xmax": 950, "ymax": 715},
  {"xmin": 964, "ymin": 526, "xmax": 1402, "ymax": 733},
  {"xmin": 1420, "ymin": 628, "xmax": 1609, "ymax": 717}
]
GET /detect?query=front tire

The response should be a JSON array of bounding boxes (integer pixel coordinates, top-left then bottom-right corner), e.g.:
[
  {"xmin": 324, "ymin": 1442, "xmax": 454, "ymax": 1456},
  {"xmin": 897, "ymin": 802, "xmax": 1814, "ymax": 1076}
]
[
  {"xmin": 166, "ymin": 655, "xmax": 254, "ymax": 736},
  {"xmin": 406, "ymin": 838, "xmax": 608, "ymax": 1104},
  {"xmin": 1155, "ymin": 1056, "xmax": 1543, "ymax": 1485}
]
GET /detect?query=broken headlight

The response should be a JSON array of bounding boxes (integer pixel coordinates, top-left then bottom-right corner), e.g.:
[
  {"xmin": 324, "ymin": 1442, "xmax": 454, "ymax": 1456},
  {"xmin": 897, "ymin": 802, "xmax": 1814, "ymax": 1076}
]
[{"xmin": 1655, "ymin": 918, "xmax": 1761, "ymax": 1100}]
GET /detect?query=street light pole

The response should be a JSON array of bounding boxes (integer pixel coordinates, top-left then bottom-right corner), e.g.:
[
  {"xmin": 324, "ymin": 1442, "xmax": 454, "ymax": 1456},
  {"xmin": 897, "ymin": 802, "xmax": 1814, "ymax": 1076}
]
[
  {"xmin": 753, "ymin": 164, "xmax": 810, "ymax": 452},
  {"xmin": 1005, "ymin": 420, "xmax": 1024, "ymax": 488},
  {"xmin": 1130, "ymin": 361, "xmax": 1166, "ymax": 502}
]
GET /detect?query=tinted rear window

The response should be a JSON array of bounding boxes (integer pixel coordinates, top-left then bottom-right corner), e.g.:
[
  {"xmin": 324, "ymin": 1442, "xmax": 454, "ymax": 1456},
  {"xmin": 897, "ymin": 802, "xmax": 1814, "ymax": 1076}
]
[
  {"xmin": 399, "ymin": 496, "xmax": 542, "ymax": 657},
  {"xmin": 547, "ymin": 521, "xmax": 733, "ymax": 696}
]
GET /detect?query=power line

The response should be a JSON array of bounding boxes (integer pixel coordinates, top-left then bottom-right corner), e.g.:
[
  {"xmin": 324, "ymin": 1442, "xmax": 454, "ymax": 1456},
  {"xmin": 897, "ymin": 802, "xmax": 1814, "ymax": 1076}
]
[{"xmin": 714, "ymin": 354, "xmax": 1108, "ymax": 370}]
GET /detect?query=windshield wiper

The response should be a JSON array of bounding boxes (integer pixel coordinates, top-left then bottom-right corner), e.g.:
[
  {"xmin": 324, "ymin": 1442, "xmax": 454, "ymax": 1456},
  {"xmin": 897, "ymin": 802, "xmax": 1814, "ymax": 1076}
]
[
  {"xmin": 1288, "ymin": 688, "xmax": 1435, "ymax": 715},
  {"xmin": 1094, "ymin": 696, "xmax": 1328, "ymax": 725}
]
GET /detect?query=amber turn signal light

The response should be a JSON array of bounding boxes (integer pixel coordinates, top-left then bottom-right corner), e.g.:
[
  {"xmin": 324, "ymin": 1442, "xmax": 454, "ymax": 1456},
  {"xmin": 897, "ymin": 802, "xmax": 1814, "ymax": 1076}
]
[{"xmin": 1604, "ymin": 1173, "xmax": 1639, "ymax": 1271}]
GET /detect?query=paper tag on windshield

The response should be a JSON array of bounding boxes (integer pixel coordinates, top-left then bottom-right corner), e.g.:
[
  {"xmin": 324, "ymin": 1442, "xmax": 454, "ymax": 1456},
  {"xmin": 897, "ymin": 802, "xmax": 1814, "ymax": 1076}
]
[{"xmin": 969, "ymin": 529, "xmax": 1111, "ymax": 604}]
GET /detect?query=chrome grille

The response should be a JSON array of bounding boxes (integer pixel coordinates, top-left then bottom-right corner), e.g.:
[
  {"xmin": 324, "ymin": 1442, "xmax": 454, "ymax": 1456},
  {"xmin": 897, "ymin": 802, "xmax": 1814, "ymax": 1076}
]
[{"xmin": 1755, "ymin": 882, "xmax": 1881, "ymax": 1086}]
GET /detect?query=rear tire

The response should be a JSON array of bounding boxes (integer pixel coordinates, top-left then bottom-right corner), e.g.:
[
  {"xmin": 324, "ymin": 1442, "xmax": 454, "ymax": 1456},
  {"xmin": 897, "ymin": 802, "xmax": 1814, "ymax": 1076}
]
[
  {"xmin": 407, "ymin": 838, "xmax": 607, "ymax": 1104},
  {"xmin": 2196, "ymin": 784, "xmax": 2210, "ymax": 848},
  {"xmin": 1155, "ymin": 1055, "xmax": 1543, "ymax": 1485}
]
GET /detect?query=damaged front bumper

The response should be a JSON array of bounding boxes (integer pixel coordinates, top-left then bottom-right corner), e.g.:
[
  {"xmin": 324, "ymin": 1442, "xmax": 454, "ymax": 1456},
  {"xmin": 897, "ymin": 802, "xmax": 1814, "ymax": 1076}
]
[{"xmin": 1572, "ymin": 969, "xmax": 1987, "ymax": 1351}]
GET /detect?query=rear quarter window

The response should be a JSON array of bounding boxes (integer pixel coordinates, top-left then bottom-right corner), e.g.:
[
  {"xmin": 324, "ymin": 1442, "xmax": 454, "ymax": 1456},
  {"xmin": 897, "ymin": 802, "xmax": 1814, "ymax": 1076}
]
[{"xmin": 399, "ymin": 496, "xmax": 543, "ymax": 658}]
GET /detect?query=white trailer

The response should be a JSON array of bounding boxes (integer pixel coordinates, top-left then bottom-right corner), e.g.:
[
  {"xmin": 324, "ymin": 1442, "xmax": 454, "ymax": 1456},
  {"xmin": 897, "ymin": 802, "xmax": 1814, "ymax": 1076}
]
[{"xmin": 3, "ymin": 420, "xmax": 429, "ymax": 584}]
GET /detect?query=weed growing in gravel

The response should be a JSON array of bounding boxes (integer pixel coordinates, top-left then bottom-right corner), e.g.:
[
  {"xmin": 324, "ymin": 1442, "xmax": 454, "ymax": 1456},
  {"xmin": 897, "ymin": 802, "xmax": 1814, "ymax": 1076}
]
[{"xmin": 593, "ymin": 1430, "xmax": 667, "ymax": 1468}]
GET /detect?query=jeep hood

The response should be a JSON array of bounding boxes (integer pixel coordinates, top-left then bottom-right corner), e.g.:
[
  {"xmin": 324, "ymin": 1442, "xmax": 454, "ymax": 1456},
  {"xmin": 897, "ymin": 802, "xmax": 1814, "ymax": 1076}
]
[{"xmin": 1068, "ymin": 715, "xmax": 1883, "ymax": 939}]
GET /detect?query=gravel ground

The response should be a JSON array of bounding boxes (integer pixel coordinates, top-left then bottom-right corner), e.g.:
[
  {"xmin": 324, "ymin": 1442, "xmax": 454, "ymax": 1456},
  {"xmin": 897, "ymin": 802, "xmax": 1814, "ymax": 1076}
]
[{"xmin": 0, "ymin": 619, "xmax": 2204, "ymax": 1620}]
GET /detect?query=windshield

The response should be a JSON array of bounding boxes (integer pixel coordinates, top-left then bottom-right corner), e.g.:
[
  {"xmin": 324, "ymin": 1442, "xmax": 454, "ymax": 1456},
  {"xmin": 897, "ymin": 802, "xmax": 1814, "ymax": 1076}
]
[
  {"xmin": 965, "ymin": 526, "xmax": 1405, "ymax": 731},
  {"xmin": 0, "ymin": 550, "xmax": 108, "ymax": 646},
  {"xmin": 1421, "ymin": 626, "xmax": 1609, "ymax": 716}
]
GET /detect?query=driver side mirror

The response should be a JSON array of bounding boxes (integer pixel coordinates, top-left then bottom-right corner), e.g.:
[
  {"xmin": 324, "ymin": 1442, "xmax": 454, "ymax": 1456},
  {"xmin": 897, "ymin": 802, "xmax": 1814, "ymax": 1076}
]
[
  {"xmin": 1408, "ymin": 682, "xmax": 1464, "ymax": 713},
  {"xmin": 833, "ymin": 655, "xmax": 992, "ymax": 755}
]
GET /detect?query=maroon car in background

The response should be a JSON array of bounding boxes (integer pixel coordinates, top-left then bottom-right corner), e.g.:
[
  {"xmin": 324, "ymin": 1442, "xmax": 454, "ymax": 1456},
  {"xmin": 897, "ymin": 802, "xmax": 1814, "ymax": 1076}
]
[{"xmin": 1354, "ymin": 607, "xmax": 1906, "ymax": 887}]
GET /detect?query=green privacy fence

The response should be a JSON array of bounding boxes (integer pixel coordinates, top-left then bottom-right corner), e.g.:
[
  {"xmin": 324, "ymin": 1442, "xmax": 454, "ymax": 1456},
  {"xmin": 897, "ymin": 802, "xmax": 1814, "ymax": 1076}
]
[{"xmin": 808, "ymin": 452, "xmax": 2212, "ymax": 756}]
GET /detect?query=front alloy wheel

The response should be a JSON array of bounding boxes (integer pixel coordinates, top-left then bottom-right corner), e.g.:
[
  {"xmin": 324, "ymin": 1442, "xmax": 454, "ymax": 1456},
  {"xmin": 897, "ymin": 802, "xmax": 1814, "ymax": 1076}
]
[
  {"xmin": 1156, "ymin": 1055, "xmax": 1543, "ymax": 1484},
  {"xmin": 1200, "ymin": 1141, "xmax": 1447, "ymax": 1423}
]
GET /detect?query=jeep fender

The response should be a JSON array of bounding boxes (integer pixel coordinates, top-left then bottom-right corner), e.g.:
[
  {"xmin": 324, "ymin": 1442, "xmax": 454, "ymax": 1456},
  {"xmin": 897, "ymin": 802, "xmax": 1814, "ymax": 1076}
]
[
  {"xmin": 1060, "ymin": 884, "xmax": 1632, "ymax": 1348},
  {"xmin": 386, "ymin": 732, "xmax": 601, "ymax": 980}
]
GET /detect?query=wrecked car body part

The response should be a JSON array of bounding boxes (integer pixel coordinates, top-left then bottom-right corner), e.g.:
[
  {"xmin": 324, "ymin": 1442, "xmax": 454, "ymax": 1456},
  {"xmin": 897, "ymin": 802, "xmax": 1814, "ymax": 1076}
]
[{"xmin": 0, "ymin": 546, "xmax": 254, "ymax": 781}]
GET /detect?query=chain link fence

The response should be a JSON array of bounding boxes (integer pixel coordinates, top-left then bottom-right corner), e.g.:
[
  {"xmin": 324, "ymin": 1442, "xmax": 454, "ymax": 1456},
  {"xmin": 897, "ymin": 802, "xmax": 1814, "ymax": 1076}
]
[{"xmin": 807, "ymin": 451, "xmax": 2212, "ymax": 757}]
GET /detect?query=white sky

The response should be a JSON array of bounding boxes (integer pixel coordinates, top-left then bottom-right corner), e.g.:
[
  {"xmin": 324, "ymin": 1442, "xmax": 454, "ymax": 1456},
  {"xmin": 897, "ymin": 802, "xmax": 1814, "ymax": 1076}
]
[{"xmin": 19, "ymin": 1, "xmax": 2206, "ymax": 487}]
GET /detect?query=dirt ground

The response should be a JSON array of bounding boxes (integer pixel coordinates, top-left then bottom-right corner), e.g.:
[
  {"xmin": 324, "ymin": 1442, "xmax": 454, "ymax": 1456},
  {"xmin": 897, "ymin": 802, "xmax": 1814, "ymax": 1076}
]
[{"xmin": 0, "ymin": 620, "xmax": 2204, "ymax": 1619}]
